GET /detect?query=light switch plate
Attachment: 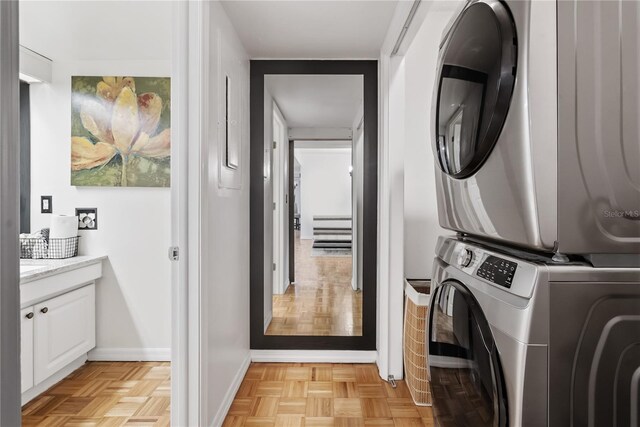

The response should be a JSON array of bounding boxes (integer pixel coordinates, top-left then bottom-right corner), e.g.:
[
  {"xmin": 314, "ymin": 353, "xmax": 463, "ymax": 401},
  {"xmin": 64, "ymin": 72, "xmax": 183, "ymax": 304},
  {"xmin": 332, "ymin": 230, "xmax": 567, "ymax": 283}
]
[
  {"xmin": 41, "ymin": 196, "xmax": 52, "ymax": 213},
  {"xmin": 76, "ymin": 208, "xmax": 98, "ymax": 230}
]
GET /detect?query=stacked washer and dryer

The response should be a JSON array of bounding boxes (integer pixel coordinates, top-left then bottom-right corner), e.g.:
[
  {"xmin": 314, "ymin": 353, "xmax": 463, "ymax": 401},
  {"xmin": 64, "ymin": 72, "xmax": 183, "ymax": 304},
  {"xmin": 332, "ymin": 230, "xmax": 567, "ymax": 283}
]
[{"xmin": 426, "ymin": 1, "xmax": 640, "ymax": 426}]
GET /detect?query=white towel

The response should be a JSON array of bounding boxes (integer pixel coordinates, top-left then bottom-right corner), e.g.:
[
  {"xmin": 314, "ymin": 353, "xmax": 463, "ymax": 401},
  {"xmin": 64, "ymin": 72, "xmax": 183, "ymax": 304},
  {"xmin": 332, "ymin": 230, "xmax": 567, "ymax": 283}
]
[{"xmin": 49, "ymin": 215, "xmax": 78, "ymax": 238}]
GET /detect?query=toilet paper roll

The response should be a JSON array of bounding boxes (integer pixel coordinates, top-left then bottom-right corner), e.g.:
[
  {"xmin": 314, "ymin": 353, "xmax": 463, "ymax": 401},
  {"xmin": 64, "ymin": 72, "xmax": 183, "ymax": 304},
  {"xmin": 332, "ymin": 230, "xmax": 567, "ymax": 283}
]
[{"xmin": 49, "ymin": 215, "xmax": 78, "ymax": 239}]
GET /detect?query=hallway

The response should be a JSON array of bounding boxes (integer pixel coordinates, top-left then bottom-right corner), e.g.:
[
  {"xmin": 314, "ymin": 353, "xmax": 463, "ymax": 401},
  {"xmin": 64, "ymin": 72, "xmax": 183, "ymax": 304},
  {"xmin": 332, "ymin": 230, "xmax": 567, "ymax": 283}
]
[
  {"xmin": 266, "ymin": 233, "xmax": 362, "ymax": 336},
  {"xmin": 224, "ymin": 363, "xmax": 433, "ymax": 426}
]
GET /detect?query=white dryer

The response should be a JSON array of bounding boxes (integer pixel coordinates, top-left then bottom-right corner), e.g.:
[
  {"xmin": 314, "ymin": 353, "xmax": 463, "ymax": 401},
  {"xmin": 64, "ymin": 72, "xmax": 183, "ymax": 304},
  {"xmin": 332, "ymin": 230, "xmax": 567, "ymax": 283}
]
[
  {"xmin": 432, "ymin": 0, "xmax": 640, "ymax": 264},
  {"xmin": 427, "ymin": 236, "xmax": 640, "ymax": 426}
]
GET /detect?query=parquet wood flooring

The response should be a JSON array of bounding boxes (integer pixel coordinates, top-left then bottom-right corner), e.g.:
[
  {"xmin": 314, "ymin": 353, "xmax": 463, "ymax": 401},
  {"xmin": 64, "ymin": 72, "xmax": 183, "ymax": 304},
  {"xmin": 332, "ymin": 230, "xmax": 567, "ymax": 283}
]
[
  {"xmin": 266, "ymin": 233, "xmax": 362, "ymax": 336},
  {"xmin": 21, "ymin": 362, "xmax": 170, "ymax": 426},
  {"xmin": 224, "ymin": 363, "xmax": 434, "ymax": 426}
]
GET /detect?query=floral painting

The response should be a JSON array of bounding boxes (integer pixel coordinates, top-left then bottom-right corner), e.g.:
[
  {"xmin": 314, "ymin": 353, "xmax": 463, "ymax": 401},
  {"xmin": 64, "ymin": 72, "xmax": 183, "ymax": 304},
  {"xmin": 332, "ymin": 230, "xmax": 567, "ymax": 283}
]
[{"xmin": 71, "ymin": 76, "xmax": 171, "ymax": 187}]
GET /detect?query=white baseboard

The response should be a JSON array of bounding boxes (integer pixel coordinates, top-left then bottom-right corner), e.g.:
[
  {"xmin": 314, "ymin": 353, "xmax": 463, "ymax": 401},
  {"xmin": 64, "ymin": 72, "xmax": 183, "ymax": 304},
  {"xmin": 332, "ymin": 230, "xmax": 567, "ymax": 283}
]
[
  {"xmin": 263, "ymin": 312, "xmax": 273, "ymax": 334},
  {"xmin": 211, "ymin": 352, "xmax": 251, "ymax": 427},
  {"xmin": 251, "ymin": 350, "xmax": 377, "ymax": 364},
  {"xmin": 22, "ymin": 354, "xmax": 87, "ymax": 405},
  {"xmin": 88, "ymin": 347, "xmax": 171, "ymax": 362}
]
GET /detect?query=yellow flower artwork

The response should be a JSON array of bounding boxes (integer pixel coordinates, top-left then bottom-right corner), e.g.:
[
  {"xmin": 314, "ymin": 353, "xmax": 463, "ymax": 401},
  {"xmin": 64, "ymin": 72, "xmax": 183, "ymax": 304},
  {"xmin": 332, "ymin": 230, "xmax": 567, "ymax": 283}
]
[{"xmin": 71, "ymin": 76, "xmax": 171, "ymax": 187}]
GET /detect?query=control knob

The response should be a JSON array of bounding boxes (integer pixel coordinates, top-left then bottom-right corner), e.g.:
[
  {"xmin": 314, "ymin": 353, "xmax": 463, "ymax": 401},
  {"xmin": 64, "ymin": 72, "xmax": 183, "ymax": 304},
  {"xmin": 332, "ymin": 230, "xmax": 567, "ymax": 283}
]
[{"xmin": 457, "ymin": 248, "xmax": 473, "ymax": 267}]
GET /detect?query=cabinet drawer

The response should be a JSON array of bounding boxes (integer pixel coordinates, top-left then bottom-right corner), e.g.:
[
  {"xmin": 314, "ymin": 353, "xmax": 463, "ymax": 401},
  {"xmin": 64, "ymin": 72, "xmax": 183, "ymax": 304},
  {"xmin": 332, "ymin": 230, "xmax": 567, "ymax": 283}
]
[
  {"xmin": 34, "ymin": 284, "xmax": 95, "ymax": 385},
  {"xmin": 21, "ymin": 306, "xmax": 35, "ymax": 393}
]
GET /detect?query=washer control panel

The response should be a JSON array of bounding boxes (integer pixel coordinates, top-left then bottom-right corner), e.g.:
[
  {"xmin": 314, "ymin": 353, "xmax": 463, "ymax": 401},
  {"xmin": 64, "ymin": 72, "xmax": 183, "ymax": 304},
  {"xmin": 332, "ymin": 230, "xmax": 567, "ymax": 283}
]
[
  {"xmin": 476, "ymin": 255, "xmax": 518, "ymax": 288},
  {"xmin": 439, "ymin": 238, "xmax": 538, "ymax": 299}
]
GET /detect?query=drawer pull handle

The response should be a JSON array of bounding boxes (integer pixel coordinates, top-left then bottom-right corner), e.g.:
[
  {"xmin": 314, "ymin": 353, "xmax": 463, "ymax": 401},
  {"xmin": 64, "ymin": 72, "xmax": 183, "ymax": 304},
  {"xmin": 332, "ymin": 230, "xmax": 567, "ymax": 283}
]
[
  {"xmin": 40, "ymin": 307, "xmax": 48, "ymax": 314},
  {"xmin": 25, "ymin": 312, "xmax": 34, "ymax": 319}
]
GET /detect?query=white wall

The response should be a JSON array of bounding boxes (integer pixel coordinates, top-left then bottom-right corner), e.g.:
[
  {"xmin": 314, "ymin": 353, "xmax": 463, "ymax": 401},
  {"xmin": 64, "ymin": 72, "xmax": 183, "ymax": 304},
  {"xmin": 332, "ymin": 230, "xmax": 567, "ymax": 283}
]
[
  {"xmin": 203, "ymin": 2, "xmax": 251, "ymax": 425},
  {"xmin": 23, "ymin": 2, "xmax": 172, "ymax": 358},
  {"xmin": 295, "ymin": 148, "xmax": 353, "ymax": 239},
  {"xmin": 403, "ymin": 6, "xmax": 460, "ymax": 279}
]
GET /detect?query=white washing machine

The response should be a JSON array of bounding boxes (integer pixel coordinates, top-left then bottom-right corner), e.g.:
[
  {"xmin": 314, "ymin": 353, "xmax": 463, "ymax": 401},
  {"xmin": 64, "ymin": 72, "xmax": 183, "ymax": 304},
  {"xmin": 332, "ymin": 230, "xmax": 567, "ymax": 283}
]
[
  {"xmin": 432, "ymin": 0, "xmax": 640, "ymax": 263},
  {"xmin": 427, "ymin": 236, "xmax": 640, "ymax": 426}
]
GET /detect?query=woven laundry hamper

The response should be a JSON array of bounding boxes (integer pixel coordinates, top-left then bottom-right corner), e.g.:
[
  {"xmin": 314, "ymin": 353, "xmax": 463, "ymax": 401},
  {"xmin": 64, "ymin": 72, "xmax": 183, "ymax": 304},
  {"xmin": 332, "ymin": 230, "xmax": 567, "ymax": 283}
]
[{"xmin": 403, "ymin": 279, "xmax": 432, "ymax": 406}]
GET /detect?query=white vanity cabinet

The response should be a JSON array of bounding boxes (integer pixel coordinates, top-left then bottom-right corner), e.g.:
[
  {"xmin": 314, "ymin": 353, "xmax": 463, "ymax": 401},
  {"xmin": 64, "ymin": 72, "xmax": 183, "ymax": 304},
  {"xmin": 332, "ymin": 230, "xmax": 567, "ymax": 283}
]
[
  {"xmin": 20, "ymin": 307, "xmax": 35, "ymax": 393},
  {"xmin": 33, "ymin": 284, "xmax": 95, "ymax": 384},
  {"xmin": 20, "ymin": 256, "xmax": 104, "ymax": 404}
]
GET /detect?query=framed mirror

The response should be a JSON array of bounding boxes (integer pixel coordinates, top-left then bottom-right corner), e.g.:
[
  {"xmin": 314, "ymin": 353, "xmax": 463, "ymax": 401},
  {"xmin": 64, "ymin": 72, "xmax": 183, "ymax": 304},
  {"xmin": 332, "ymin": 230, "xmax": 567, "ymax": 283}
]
[{"xmin": 250, "ymin": 60, "xmax": 378, "ymax": 350}]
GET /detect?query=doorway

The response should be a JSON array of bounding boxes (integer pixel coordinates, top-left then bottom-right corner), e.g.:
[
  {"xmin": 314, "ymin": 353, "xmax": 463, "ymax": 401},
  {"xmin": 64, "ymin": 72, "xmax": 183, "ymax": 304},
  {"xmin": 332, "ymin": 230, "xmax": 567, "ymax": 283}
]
[
  {"xmin": 269, "ymin": 139, "xmax": 360, "ymax": 336},
  {"xmin": 250, "ymin": 60, "xmax": 378, "ymax": 350},
  {"xmin": 16, "ymin": 1, "xmax": 176, "ymax": 425}
]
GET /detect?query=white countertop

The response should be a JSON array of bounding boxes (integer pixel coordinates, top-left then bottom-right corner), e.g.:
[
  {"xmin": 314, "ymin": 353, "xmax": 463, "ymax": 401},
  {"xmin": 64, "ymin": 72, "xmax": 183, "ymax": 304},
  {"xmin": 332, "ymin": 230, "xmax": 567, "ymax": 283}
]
[{"xmin": 20, "ymin": 255, "xmax": 107, "ymax": 284}]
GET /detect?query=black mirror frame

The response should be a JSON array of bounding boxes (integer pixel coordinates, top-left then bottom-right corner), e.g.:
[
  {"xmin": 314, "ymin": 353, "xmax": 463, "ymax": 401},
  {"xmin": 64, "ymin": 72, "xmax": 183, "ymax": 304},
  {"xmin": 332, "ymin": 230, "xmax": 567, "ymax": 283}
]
[{"xmin": 250, "ymin": 60, "xmax": 378, "ymax": 350}]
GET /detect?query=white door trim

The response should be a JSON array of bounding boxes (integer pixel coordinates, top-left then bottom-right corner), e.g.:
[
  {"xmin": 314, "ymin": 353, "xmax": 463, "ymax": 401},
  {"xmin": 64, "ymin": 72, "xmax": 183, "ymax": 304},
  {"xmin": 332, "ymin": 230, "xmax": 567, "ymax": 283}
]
[
  {"xmin": 251, "ymin": 350, "xmax": 377, "ymax": 364},
  {"xmin": 272, "ymin": 105, "xmax": 281, "ymax": 294},
  {"xmin": 272, "ymin": 102, "xmax": 288, "ymax": 295},
  {"xmin": 351, "ymin": 108, "xmax": 364, "ymax": 292},
  {"xmin": 171, "ymin": 1, "xmax": 206, "ymax": 425},
  {"xmin": 376, "ymin": 1, "xmax": 430, "ymax": 381},
  {"xmin": 171, "ymin": 2, "xmax": 188, "ymax": 425}
]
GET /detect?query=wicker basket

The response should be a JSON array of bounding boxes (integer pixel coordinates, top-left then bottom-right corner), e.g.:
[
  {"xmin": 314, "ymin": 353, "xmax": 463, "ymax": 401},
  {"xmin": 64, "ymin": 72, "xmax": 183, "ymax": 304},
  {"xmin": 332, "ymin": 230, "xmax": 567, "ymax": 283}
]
[
  {"xmin": 404, "ymin": 279, "xmax": 432, "ymax": 406},
  {"xmin": 19, "ymin": 236, "xmax": 79, "ymax": 259}
]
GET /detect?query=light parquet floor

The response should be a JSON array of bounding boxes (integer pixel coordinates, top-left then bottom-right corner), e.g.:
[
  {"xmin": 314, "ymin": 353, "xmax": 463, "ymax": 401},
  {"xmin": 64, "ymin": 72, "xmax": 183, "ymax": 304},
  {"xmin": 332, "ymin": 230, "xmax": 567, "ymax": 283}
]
[
  {"xmin": 21, "ymin": 362, "xmax": 170, "ymax": 426},
  {"xmin": 266, "ymin": 233, "xmax": 362, "ymax": 336},
  {"xmin": 223, "ymin": 363, "xmax": 434, "ymax": 426}
]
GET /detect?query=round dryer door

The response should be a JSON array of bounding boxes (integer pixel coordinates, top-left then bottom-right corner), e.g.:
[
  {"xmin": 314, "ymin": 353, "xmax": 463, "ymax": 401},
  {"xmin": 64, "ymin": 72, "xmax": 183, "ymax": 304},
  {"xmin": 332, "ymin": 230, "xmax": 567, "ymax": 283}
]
[
  {"xmin": 428, "ymin": 280, "xmax": 508, "ymax": 427},
  {"xmin": 434, "ymin": 0, "xmax": 517, "ymax": 178}
]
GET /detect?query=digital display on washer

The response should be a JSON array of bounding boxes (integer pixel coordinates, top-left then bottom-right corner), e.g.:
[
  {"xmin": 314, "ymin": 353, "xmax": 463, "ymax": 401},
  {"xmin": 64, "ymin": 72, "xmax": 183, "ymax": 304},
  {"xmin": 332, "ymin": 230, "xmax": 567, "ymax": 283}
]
[{"xmin": 476, "ymin": 255, "xmax": 517, "ymax": 288}]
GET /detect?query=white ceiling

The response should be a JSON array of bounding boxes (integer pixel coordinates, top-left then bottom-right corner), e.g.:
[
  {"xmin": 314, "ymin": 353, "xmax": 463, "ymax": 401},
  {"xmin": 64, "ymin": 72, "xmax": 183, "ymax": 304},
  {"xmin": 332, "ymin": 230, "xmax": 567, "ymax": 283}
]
[
  {"xmin": 295, "ymin": 140, "xmax": 352, "ymax": 149},
  {"xmin": 221, "ymin": 1, "xmax": 399, "ymax": 59},
  {"xmin": 266, "ymin": 75, "xmax": 363, "ymax": 127},
  {"xmin": 19, "ymin": 1, "xmax": 172, "ymax": 61}
]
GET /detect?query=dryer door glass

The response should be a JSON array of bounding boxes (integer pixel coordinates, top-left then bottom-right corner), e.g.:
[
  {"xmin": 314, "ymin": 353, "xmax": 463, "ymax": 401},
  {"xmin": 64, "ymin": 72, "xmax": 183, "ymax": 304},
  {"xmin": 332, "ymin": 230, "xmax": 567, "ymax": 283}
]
[
  {"xmin": 435, "ymin": 0, "xmax": 517, "ymax": 178},
  {"xmin": 428, "ymin": 280, "xmax": 508, "ymax": 427}
]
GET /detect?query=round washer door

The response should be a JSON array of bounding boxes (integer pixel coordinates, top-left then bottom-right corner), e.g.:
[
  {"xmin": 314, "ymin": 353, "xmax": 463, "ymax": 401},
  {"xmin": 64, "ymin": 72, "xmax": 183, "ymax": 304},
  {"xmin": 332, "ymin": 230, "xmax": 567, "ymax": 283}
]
[
  {"xmin": 434, "ymin": 0, "xmax": 517, "ymax": 179},
  {"xmin": 428, "ymin": 280, "xmax": 508, "ymax": 427}
]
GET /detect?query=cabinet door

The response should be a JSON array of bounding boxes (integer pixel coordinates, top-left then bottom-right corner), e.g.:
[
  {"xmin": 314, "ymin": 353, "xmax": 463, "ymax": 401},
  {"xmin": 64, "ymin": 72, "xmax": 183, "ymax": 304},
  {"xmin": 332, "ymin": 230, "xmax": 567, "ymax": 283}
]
[
  {"xmin": 34, "ymin": 284, "xmax": 95, "ymax": 385},
  {"xmin": 20, "ymin": 306, "xmax": 35, "ymax": 393}
]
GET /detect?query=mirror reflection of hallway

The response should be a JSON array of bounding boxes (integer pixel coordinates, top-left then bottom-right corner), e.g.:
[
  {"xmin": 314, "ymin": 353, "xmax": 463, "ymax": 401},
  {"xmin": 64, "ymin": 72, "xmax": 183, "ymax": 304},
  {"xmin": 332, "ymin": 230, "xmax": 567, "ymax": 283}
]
[{"xmin": 264, "ymin": 74, "xmax": 363, "ymax": 337}]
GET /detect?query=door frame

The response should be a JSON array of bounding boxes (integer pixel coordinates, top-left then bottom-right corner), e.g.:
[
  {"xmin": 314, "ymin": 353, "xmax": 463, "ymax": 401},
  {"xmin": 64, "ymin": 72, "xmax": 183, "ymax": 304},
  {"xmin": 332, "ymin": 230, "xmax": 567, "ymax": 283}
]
[
  {"xmin": 288, "ymin": 139, "xmax": 295, "ymax": 285},
  {"xmin": 351, "ymin": 114, "xmax": 364, "ymax": 292},
  {"xmin": 0, "ymin": 3, "xmax": 193, "ymax": 424},
  {"xmin": 0, "ymin": 1, "xmax": 22, "ymax": 424},
  {"xmin": 171, "ymin": 1, "xmax": 199, "ymax": 425},
  {"xmin": 250, "ymin": 60, "xmax": 378, "ymax": 350},
  {"xmin": 271, "ymin": 103, "xmax": 288, "ymax": 295}
]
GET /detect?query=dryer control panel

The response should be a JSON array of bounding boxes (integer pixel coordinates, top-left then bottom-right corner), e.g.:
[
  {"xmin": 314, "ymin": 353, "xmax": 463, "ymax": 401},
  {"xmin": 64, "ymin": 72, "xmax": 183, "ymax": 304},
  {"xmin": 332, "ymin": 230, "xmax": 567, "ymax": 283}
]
[{"xmin": 476, "ymin": 255, "xmax": 517, "ymax": 288}]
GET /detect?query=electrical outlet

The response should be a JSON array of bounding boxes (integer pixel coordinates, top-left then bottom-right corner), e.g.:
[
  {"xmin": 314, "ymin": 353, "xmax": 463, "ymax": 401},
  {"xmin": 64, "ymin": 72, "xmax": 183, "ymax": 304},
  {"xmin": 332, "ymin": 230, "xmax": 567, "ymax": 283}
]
[
  {"xmin": 41, "ymin": 196, "xmax": 52, "ymax": 213},
  {"xmin": 76, "ymin": 208, "xmax": 98, "ymax": 230}
]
